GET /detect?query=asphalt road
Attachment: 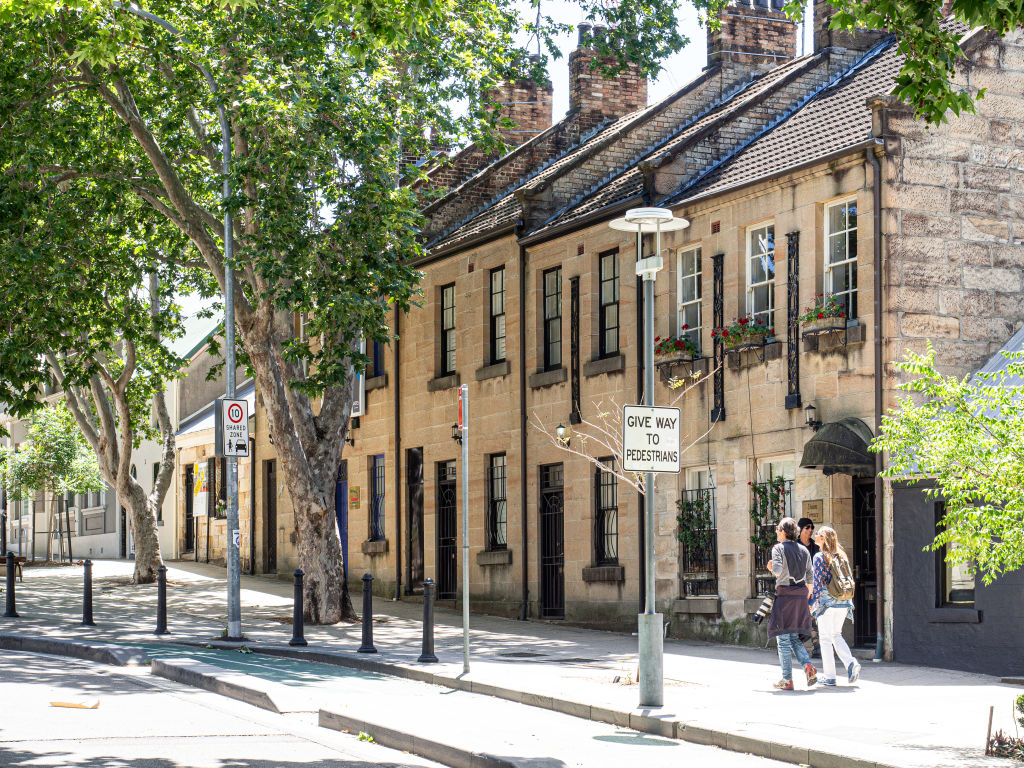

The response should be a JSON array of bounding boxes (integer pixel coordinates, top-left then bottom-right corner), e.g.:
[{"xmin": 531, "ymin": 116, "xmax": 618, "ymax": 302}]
[{"xmin": 0, "ymin": 649, "xmax": 443, "ymax": 768}]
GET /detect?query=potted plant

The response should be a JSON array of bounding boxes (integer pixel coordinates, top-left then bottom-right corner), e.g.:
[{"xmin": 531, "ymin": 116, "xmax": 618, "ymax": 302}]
[
  {"xmin": 711, "ymin": 316, "xmax": 772, "ymax": 349},
  {"xmin": 799, "ymin": 293, "xmax": 847, "ymax": 335},
  {"xmin": 654, "ymin": 329, "xmax": 699, "ymax": 361}
]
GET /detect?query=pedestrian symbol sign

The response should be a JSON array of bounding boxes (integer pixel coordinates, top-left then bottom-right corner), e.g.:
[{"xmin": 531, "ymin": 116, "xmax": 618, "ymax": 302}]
[{"xmin": 215, "ymin": 397, "xmax": 250, "ymax": 457}]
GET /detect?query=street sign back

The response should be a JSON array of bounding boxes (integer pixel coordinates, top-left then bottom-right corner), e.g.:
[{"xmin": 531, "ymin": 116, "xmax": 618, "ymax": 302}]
[
  {"xmin": 215, "ymin": 397, "xmax": 250, "ymax": 458},
  {"xmin": 622, "ymin": 405, "xmax": 681, "ymax": 473}
]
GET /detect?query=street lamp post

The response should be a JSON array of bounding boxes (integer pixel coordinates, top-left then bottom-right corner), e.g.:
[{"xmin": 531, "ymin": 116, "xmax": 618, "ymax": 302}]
[
  {"xmin": 114, "ymin": 2, "xmax": 242, "ymax": 639},
  {"xmin": 609, "ymin": 206, "xmax": 688, "ymax": 708}
]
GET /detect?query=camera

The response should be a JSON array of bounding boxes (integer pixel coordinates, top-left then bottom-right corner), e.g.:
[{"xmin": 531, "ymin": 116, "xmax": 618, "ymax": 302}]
[{"xmin": 750, "ymin": 593, "xmax": 774, "ymax": 624}]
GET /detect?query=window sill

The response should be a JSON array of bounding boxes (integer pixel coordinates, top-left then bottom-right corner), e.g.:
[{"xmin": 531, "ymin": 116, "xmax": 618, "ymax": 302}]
[
  {"xmin": 673, "ymin": 596, "xmax": 722, "ymax": 615},
  {"xmin": 582, "ymin": 565, "xmax": 625, "ymax": 583},
  {"xmin": 927, "ymin": 607, "xmax": 980, "ymax": 623},
  {"xmin": 529, "ymin": 367, "xmax": 567, "ymax": 389},
  {"xmin": 365, "ymin": 374, "xmax": 388, "ymax": 391},
  {"xmin": 583, "ymin": 354, "xmax": 625, "ymax": 378},
  {"xmin": 361, "ymin": 539, "xmax": 389, "ymax": 555},
  {"xmin": 727, "ymin": 341, "xmax": 783, "ymax": 369},
  {"xmin": 475, "ymin": 361, "xmax": 510, "ymax": 381},
  {"xmin": 427, "ymin": 373, "xmax": 460, "ymax": 392},
  {"xmin": 476, "ymin": 549, "xmax": 513, "ymax": 566},
  {"xmin": 802, "ymin": 323, "xmax": 865, "ymax": 353}
]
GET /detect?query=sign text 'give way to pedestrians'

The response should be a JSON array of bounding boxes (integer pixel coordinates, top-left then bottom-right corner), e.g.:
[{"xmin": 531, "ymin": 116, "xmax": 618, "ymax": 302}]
[{"xmin": 622, "ymin": 405, "xmax": 681, "ymax": 473}]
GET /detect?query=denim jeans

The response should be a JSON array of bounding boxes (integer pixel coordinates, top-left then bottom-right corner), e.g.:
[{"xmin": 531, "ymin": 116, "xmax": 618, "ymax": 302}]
[{"xmin": 776, "ymin": 633, "xmax": 812, "ymax": 681}]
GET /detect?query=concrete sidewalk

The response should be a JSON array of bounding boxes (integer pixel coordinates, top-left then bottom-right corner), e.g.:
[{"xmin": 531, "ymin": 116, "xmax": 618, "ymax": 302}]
[{"xmin": 2, "ymin": 559, "xmax": 1018, "ymax": 768}]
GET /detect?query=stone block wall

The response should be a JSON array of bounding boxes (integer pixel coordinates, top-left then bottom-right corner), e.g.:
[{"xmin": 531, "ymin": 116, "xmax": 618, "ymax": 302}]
[{"xmin": 708, "ymin": 2, "xmax": 796, "ymax": 68}]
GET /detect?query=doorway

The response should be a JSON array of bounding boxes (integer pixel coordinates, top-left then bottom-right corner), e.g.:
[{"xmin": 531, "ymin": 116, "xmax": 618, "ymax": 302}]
[
  {"xmin": 184, "ymin": 466, "xmax": 195, "ymax": 552},
  {"xmin": 264, "ymin": 460, "xmax": 277, "ymax": 574},
  {"xmin": 334, "ymin": 461, "xmax": 348, "ymax": 582},
  {"xmin": 436, "ymin": 460, "xmax": 457, "ymax": 600},
  {"xmin": 540, "ymin": 463, "xmax": 565, "ymax": 619},
  {"xmin": 406, "ymin": 448, "xmax": 424, "ymax": 594},
  {"xmin": 852, "ymin": 479, "xmax": 878, "ymax": 647}
]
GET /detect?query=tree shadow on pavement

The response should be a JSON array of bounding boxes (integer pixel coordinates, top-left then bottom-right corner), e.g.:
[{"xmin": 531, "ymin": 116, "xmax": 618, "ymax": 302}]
[{"xmin": 0, "ymin": 746, "xmax": 438, "ymax": 768}]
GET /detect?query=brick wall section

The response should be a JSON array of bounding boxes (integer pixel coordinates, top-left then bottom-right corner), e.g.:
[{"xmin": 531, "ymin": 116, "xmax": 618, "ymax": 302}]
[
  {"xmin": 489, "ymin": 77, "xmax": 554, "ymax": 146},
  {"xmin": 813, "ymin": 0, "xmax": 890, "ymax": 53},
  {"xmin": 568, "ymin": 26, "xmax": 647, "ymax": 126},
  {"xmin": 880, "ymin": 31, "xmax": 1024, "ymax": 387},
  {"xmin": 708, "ymin": 3, "xmax": 797, "ymax": 68}
]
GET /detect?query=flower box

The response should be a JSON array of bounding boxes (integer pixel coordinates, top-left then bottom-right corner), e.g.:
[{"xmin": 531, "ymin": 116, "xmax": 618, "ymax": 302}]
[
  {"xmin": 724, "ymin": 332, "xmax": 766, "ymax": 349},
  {"xmin": 803, "ymin": 316, "xmax": 846, "ymax": 335}
]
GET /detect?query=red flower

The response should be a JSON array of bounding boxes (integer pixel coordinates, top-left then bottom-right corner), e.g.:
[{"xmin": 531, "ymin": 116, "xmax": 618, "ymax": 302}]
[
  {"xmin": 655, "ymin": 336, "xmax": 661, "ymax": 341},
  {"xmin": 722, "ymin": 330, "xmax": 730, "ymax": 337},
  {"xmin": 675, "ymin": 340, "xmax": 684, "ymax": 348},
  {"xmin": 769, "ymin": 328, "xmax": 775, "ymax": 335},
  {"xmin": 840, "ymin": 312, "xmax": 846, "ymax": 318},
  {"xmin": 739, "ymin": 317, "xmax": 749, "ymax": 325},
  {"xmin": 817, "ymin": 312, "xmax": 824, "ymax": 319},
  {"xmin": 682, "ymin": 324, "xmax": 689, "ymax": 330}
]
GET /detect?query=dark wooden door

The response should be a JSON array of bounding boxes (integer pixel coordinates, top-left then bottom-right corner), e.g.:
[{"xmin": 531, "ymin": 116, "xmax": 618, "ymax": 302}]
[
  {"xmin": 436, "ymin": 461, "xmax": 457, "ymax": 600},
  {"xmin": 407, "ymin": 448, "xmax": 424, "ymax": 593},
  {"xmin": 853, "ymin": 480, "xmax": 878, "ymax": 647},
  {"xmin": 264, "ymin": 460, "xmax": 277, "ymax": 574},
  {"xmin": 184, "ymin": 466, "xmax": 195, "ymax": 552},
  {"xmin": 540, "ymin": 463, "xmax": 565, "ymax": 619},
  {"xmin": 335, "ymin": 460, "xmax": 348, "ymax": 581}
]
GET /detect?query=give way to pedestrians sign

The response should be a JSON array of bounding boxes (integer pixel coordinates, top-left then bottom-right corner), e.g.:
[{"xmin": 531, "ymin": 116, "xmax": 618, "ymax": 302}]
[{"xmin": 622, "ymin": 405, "xmax": 681, "ymax": 473}]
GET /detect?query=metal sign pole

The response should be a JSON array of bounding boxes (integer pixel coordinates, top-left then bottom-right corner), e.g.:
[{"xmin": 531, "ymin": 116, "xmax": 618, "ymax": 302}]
[{"xmin": 460, "ymin": 384, "xmax": 470, "ymax": 674}]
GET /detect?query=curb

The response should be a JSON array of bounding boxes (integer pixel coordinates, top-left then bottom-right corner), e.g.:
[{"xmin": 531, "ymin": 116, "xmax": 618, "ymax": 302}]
[
  {"xmin": 319, "ymin": 708, "xmax": 516, "ymax": 768},
  {"xmin": 171, "ymin": 639, "xmax": 902, "ymax": 768},
  {"xmin": 0, "ymin": 632, "xmax": 149, "ymax": 666},
  {"xmin": 151, "ymin": 658, "xmax": 316, "ymax": 714}
]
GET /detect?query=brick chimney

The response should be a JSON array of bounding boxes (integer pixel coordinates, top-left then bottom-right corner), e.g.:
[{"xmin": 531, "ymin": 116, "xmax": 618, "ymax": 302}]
[
  {"xmin": 813, "ymin": 0, "xmax": 889, "ymax": 52},
  {"xmin": 568, "ymin": 25, "xmax": 647, "ymax": 121},
  {"xmin": 489, "ymin": 60, "xmax": 554, "ymax": 146},
  {"xmin": 707, "ymin": 0, "xmax": 797, "ymax": 69}
]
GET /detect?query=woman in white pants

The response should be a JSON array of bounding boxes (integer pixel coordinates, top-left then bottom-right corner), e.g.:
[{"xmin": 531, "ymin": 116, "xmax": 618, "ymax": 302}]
[{"xmin": 810, "ymin": 527, "xmax": 861, "ymax": 686}]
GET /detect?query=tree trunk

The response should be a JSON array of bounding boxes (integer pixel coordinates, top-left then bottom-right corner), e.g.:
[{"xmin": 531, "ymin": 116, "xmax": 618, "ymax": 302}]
[
  {"xmin": 119, "ymin": 480, "xmax": 163, "ymax": 584},
  {"xmin": 289, "ymin": 477, "xmax": 355, "ymax": 623}
]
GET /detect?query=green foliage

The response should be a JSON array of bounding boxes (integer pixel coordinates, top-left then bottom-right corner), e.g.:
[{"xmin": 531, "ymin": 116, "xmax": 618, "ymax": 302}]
[
  {"xmin": 0, "ymin": 403, "xmax": 103, "ymax": 497},
  {"xmin": 677, "ymin": 491, "xmax": 714, "ymax": 553},
  {"xmin": 873, "ymin": 344, "xmax": 1024, "ymax": 584},
  {"xmin": 357, "ymin": 732, "xmax": 374, "ymax": 743},
  {"xmin": 749, "ymin": 476, "xmax": 788, "ymax": 553}
]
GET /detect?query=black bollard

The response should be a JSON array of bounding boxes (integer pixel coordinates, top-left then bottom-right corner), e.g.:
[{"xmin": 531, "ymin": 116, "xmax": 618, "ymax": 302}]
[
  {"xmin": 154, "ymin": 565, "xmax": 169, "ymax": 635},
  {"xmin": 82, "ymin": 559, "xmax": 95, "ymax": 626},
  {"xmin": 357, "ymin": 573, "xmax": 376, "ymax": 653},
  {"xmin": 289, "ymin": 569, "xmax": 307, "ymax": 647},
  {"xmin": 418, "ymin": 577, "xmax": 439, "ymax": 663},
  {"xmin": 4, "ymin": 551, "xmax": 18, "ymax": 619}
]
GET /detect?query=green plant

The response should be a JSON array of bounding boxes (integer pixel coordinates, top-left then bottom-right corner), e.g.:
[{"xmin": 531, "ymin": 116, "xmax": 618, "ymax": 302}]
[
  {"xmin": 798, "ymin": 293, "xmax": 847, "ymax": 324},
  {"xmin": 358, "ymin": 732, "xmax": 375, "ymax": 743},
  {"xmin": 711, "ymin": 316, "xmax": 773, "ymax": 348},
  {"xmin": 239, "ymin": 645, "xmax": 254, "ymax": 654},
  {"xmin": 677, "ymin": 492, "xmax": 714, "ymax": 554},
  {"xmin": 655, "ymin": 331, "xmax": 698, "ymax": 358},
  {"xmin": 749, "ymin": 476, "xmax": 790, "ymax": 554},
  {"xmin": 1017, "ymin": 693, "xmax": 1024, "ymax": 730}
]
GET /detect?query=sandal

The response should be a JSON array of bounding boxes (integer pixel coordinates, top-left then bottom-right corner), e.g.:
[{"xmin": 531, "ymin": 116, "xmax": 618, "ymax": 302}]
[{"xmin": 773, "ymin": 679, "xmax": 794, "ymax": 691}]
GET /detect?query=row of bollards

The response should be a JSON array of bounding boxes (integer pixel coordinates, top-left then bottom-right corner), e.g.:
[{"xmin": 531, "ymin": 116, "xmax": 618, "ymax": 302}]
[{"xmin": 3, "ymin": 555, "xmax": 440, "ymax": 663}]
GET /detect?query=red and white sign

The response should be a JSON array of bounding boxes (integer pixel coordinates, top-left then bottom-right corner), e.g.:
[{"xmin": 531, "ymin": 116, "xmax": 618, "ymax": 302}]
[{"xmin": 220, "ymin": 398, "xmax": 249, "ymax": 457}]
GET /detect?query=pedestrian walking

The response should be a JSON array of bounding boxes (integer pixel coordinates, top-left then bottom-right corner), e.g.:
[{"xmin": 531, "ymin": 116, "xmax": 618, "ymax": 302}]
[
  {"xmin": 810, "ymin": 526, "xmax": 861, "ymax": 686},
  {"xmin": 767, "ymin": 517, "xmax": 817, "ymax": 691},
  {"xmin": 797, "ymin": 517, "xmax": 821, "ymax": 658}
]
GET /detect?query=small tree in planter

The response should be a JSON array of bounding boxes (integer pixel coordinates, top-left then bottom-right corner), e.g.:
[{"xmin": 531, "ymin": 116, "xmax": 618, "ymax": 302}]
[
  {"xmin": 799, "ymin": 293, "xmax": 847, "ymax": 334},
  {"xmin": 711, "ymin": 317, "xmax": 773, "ymax": 349}
]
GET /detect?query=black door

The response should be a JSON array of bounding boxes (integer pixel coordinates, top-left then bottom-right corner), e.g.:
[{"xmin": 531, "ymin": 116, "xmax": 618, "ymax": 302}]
[
  {"xmin": 853, "ymin": 480, "xmax": 878, "ymax": 647},
  {"xmin": 184, "ymin": 466, "xmax": 195, "ymax": 552},
  {"xmin": 264, "ymin": 460, "xmax": 277, "ymax": 574},
  {"xmin": 406, "ymin": 448, "xmax": 424, "ymax": 594},
  {"xmin": 436, "ymin": 461, "xmax": 457, "ymax": 600},
  {"xmin": 540, "ymin": 463, "xmax": 565, "ymax": 619}
]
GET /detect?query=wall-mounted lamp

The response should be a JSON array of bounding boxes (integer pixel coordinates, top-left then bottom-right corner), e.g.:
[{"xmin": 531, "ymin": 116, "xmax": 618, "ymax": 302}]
[
  {"xmin": 451, "ymin": 423, "xmax": 463, "ymax": 445},
  {"xmin": 344, "ymin": 435, "xmax": 355, "ymax": 447},
  {"xmin": 555, "ymin": 423, "xmax": 570, "ymax": 447},
  {"xmin": 804, "ymin": 403, "xmax": 823, "ymax": 431}
]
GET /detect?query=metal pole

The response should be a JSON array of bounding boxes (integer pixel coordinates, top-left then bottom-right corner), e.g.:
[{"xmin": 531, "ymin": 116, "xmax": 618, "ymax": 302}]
[
  {"xmin": 82, "ymin": 559, "xmax": 95, "ymax": 626},
  {"xmin": 637, "ymin": 223, "xmax": 664, "ymax": 708},
  {"xmin": 418, "ymin": 577, "xmax": 439, "ymax": 663},
  {"xmin": 460, "ymin": 384, "xmax": 470, "ymax": 674},
  {"xmin": 358, "ymin": 573, "xmax": 377, "ymax": 653},
  {"xmin": 4, "ymin": 551, "xmax": 18, "ymax": 618},
  {"xmin": 155, "ymin": 564, "xmax": 169, "ymax": 635},
  {"xmin": 289, "ymin": 569, "xmax": 307, "ymax": 646}
]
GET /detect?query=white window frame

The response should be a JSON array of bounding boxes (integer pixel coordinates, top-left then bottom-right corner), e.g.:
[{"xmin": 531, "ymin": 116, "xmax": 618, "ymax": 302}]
[
  {"xmin": 825, "ymin": 197, "xmax": 858, "ymax": 321},
  {"xmin": 676, "ymin": 247, "xmax": 702, "ymax": 353},
  {"xmin": 745, "ymin": 223, "xmax": 775, "ymax": 329}
]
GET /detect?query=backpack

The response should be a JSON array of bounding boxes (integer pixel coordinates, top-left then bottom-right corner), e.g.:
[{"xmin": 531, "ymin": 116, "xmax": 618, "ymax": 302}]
[{"xmin": 826, "ymin": 555, "xmax": 855, "ymax": 600}]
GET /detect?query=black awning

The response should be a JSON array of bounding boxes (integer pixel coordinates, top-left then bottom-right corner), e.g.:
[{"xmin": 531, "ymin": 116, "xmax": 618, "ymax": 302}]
[{"xmin": 799, "ymin": 417, "xmax": 875, "ymax": 477}]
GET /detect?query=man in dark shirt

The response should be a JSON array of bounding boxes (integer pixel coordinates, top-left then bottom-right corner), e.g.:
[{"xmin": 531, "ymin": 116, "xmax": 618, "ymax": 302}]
[{"xmin": 798, "ymin": 517, "xmax": 821, "ymax": 657}]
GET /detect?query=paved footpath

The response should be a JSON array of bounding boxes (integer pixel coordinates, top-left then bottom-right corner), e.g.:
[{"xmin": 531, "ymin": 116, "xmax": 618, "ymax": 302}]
[{"xmin": 1, "ymin": 560, "xmax": 1019, "ymax": 768}]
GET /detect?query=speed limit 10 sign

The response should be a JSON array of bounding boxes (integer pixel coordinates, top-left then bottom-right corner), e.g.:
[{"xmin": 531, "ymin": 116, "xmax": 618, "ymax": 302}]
[{"xmin": 215, "ymin": 397, "xmax": 250, "ymax": 458}]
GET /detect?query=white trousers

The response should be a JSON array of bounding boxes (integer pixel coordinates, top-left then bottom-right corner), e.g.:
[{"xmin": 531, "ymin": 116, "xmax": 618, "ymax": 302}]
[{"xmin": 816, "ymin": 605, "xmax": 856, "ymax": 680}]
